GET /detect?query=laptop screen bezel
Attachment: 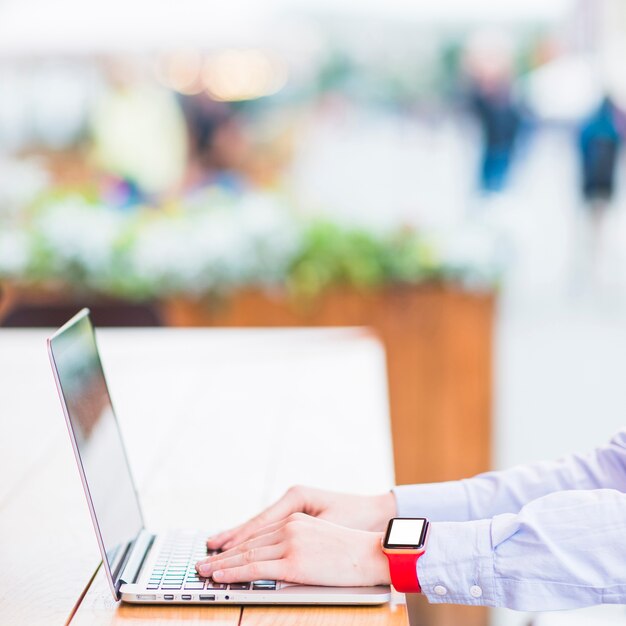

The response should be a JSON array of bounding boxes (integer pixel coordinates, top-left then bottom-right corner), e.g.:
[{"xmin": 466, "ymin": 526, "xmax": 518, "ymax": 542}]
[{"xmin": 47, "ymin": 308, "xmax": 145, "ymax": 600}]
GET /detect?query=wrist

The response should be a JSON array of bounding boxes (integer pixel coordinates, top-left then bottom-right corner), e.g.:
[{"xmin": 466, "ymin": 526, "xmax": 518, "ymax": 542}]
[
  {"xmin": 372, "ymin": 491, "xmax": 397, "ymax": 530},
  {"xmin": 370, "ymin": 532, "xmax": 392, "ymax": 586}
]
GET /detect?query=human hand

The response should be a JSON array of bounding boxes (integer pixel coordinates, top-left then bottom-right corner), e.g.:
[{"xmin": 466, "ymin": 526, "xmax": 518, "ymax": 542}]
[
  {"xmin": 206, "ymin": 485, "xmax": 396, "ymax": 551},
  {"xmin": 197, "ymin": 513, "xmax": 390, "ymax": 587}
]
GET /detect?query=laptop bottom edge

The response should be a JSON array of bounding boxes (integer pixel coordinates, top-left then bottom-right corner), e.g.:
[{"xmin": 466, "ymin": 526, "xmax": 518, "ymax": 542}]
[{"xmin": 120, "ymin": 584, "xmax": 391, "ymax": 605}]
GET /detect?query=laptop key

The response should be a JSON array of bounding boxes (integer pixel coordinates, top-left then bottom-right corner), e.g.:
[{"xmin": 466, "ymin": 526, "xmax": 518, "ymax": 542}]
[
  {"xmin": 184, "ymin": 583, "xmax": 205, "ymax": 590},
  {"xmin": 252, "ymin": 580, "xmax": 277, "ymax": 590},
  {"xmin": 228, "ymin": 583, "xmax": 250, "ymax": 590}
]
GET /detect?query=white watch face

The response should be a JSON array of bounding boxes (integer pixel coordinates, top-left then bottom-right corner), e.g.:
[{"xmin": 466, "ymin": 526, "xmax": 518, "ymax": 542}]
[{"xmin": 384, "ymin": 518, "xmax": 427, "ymax": 549}]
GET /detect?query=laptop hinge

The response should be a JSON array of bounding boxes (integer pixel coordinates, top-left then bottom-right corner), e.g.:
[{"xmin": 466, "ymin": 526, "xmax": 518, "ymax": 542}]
[{"xmin": 116, "ymin": 530, "xmax": 155, "ymax": 597}]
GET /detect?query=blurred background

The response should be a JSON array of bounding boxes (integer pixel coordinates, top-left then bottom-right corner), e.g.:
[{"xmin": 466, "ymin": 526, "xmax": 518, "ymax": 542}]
[{"xmin": 2, "ymin": 0, "xmax": 626, "ymax": 623}]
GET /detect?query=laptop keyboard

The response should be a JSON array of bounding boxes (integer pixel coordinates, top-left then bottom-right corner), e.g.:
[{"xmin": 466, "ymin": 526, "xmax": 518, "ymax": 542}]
[{"xmin": 145, "ymin": 531, "xmax": 277, "ymax": 592}]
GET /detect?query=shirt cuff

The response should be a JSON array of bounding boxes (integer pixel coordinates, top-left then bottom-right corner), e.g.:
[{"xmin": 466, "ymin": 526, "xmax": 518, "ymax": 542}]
[
  {"xmin": 418, "ymin": 519, "xmax": 496, "ymax": 606},
  {"xmin": 393, "ymin": 480, "xmax": 470, "ymax": 522}
]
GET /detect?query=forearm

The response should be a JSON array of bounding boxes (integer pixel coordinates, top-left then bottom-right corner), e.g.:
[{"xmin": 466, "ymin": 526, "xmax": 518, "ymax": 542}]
[
  {"xmin": 394, "ymin": 429, "xmax": 626, "ymax": 521},
  {"xmin": 416, "ymin": 488, "xmax": 626, "ymax": 611}
]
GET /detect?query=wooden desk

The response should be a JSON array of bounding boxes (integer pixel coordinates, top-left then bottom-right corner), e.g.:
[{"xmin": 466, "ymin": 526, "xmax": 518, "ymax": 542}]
[{"xmin": 0, "ymin": 327, "xmax": 406, "ymax": 625}]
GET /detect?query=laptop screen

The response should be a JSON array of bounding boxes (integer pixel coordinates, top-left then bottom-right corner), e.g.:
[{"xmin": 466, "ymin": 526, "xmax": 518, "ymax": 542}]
[{"xmin": 49, "ymin": 310, "xmax": 144, "ymax": 581}]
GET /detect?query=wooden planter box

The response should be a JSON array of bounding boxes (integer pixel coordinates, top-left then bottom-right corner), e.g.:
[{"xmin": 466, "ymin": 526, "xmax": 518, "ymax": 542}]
[
  {"xmin": 0, "ymin": 282, "xmax": 162, "ymax": 327},
  {"xmin": 161, "ymin": 285, "xmax": 495, "ymax": 488}
]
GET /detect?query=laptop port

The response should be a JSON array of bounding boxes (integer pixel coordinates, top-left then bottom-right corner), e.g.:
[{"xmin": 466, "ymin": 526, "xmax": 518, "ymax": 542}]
[
  {"xmin": 199, "ymin": 594, "xmax": 216, "ymax": 601},
  {"xmin": 181, "ymin": 595, "xmax": 192, "ymax": 600},
  {"xmin": 163, "ymin": 594, "xmax": 174, "ymax": 601}
]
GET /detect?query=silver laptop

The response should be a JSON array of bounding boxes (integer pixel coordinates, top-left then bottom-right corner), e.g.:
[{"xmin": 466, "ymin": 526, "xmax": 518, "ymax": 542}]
[{"xmin": 48, "ymin": 308, "xmax": 390, "ymax": 605}]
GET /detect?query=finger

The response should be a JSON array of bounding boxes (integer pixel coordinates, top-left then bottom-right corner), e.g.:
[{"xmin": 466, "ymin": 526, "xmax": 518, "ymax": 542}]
[
  {"xmin": 211, "ymin": 560, "xmax": 286, "ymax": 584},
  {"xmin": 206, "ymin": 528, "xmax": 238, "ymax": 550},
  {"xmin": 216, "ymin": 492, "xmax": 303, "ymax": 549},
  {"xmin": 222, "ymin": 511, "xmax": 309, "ymax": 551},
  {"xmin": 198, "ymin": 528, "xmax": 285, "ymax": 568},
  {"xmin": 237, "ymin": 519, "xmax": 287, "ymax": 544},
  {"xmin": 207, "ymin": 520, "xmax": 254, "ymax": 549},
  {"xmin": 220, "ymin": 501, "xmax": 299, "ymax": 549},
  {"xmin": 197, "ymin": 544, "xmax": 284, "ymax": 577}
]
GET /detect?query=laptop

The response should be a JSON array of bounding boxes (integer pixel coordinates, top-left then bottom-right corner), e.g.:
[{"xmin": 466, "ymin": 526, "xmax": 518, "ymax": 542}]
[{"xmin": 47, "ymin": 308, "xmax": 391, "ymax": 605}]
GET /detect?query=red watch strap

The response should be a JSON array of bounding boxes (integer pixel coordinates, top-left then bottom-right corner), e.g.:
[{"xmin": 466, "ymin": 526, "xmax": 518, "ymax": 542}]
[{"xmin": 386, "ymin": 553, "xmax": 422, "ymax": 593}]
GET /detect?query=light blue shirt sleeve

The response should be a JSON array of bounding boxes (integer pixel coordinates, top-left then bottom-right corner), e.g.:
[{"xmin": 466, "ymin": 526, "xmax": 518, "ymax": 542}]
[
  {"xmin": 391, "ymin": 429, "xmax": 626, "ymax": 610},
  {"xmin": 393, "ymin": 429, "xmax": 626, "ymax": 521}
]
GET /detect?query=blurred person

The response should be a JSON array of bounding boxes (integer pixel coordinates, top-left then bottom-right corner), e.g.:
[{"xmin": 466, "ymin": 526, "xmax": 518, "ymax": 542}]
[
  {"xmin": 470, "ymin": 84, "xmax": 522, "ymax": 193},
  {"xmin": 196, "ymin": 429, "xmax": 626, "ymax": 611},
  {"xmin": 178, "ymin": 95, "xmax": 250, "ymax": 193},
  {"xmin": 576, "ymin": 96, "xmax": 623, "ymax": 291},
  {"xmin": 579, "ymin": 96, "xmax": 622, "ymax": 208},
  {"xmin": 90, "ymin": 58, "xmax": 188, "ymax": 202},
  {"xmin": 464, "ymin": 31, "xmax": 522, "ymax": 194}
]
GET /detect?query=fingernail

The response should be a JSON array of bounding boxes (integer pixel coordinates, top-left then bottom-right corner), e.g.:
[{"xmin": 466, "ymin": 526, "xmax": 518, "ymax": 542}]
[
  {"xmin": 198, "ymin": 565, "xmax": 212, "ymax": 576},
  {"xmin": 213, "ymin": 570, "xmax": 223, "ymax": 579}
]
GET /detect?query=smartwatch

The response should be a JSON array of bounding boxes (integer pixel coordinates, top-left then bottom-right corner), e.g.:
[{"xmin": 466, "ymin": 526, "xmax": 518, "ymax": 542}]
[{"xmin": 381, "ymin": 517, "xmax": 430, "ymax": 593}]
